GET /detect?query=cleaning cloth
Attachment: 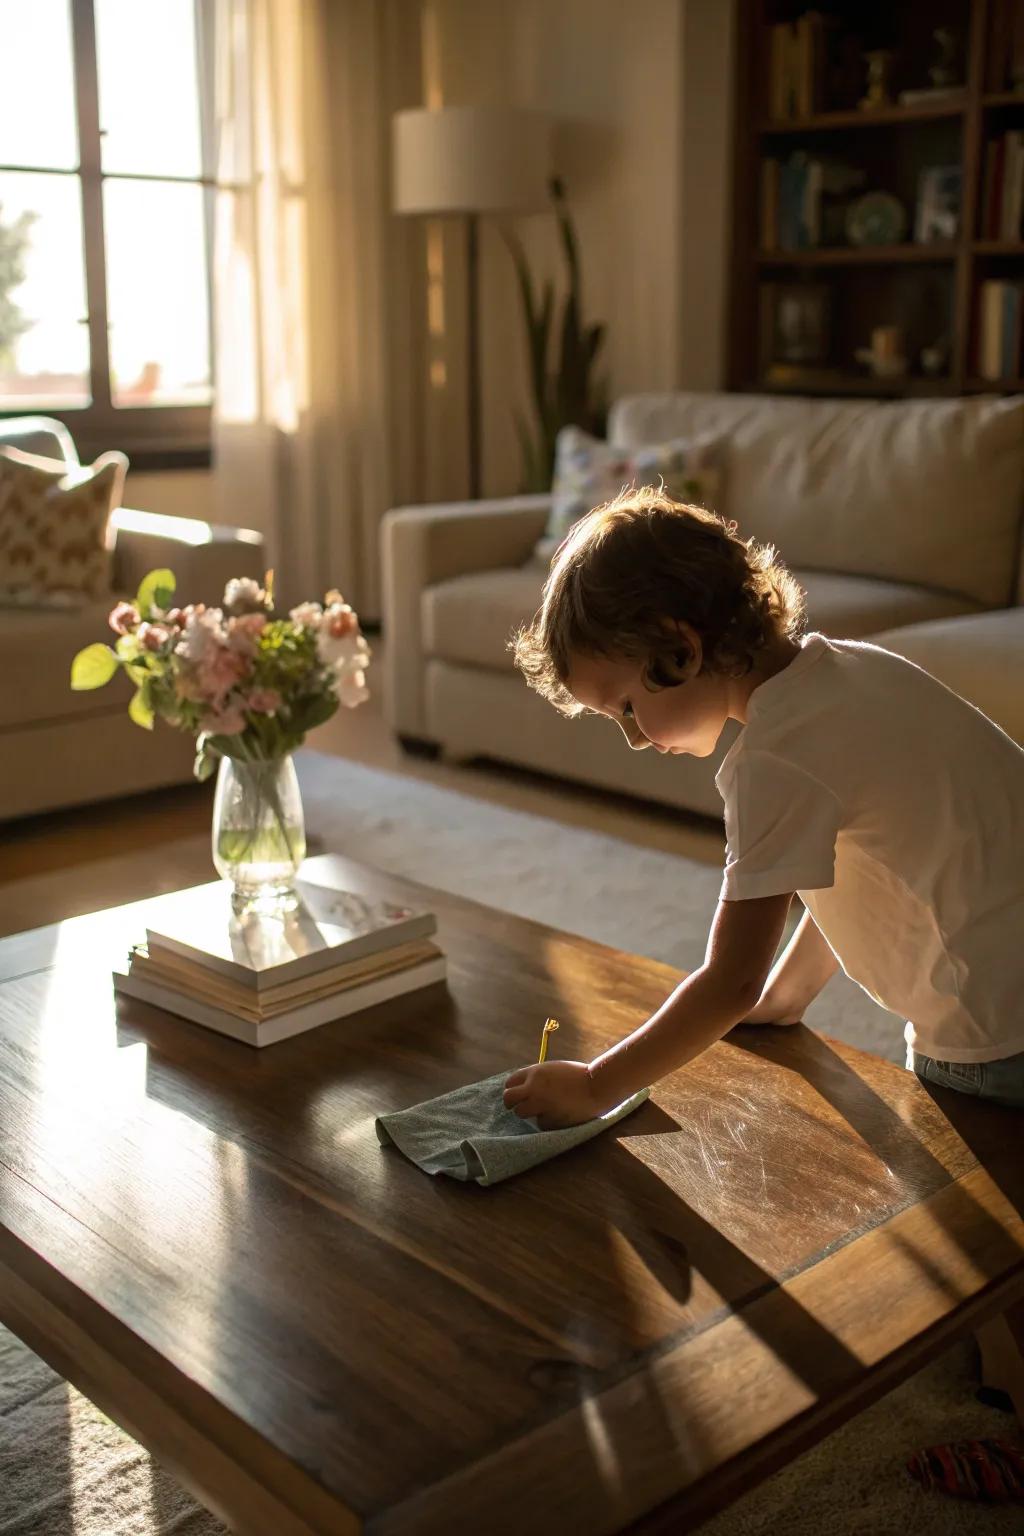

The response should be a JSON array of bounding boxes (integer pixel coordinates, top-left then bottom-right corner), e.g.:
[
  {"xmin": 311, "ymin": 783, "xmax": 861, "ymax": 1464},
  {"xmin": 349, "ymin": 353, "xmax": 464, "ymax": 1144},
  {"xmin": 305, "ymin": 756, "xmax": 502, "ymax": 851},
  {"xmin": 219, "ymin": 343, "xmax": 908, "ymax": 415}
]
[{"xmin": 375, "ymin": 1070, "xmax": 649, "ymax": 1186}]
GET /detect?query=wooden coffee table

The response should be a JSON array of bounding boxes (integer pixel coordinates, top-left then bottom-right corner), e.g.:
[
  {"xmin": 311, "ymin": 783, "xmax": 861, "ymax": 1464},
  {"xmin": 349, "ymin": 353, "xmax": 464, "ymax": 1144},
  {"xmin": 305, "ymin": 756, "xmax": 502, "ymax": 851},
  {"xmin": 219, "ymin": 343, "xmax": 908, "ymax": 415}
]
[{"xmin": 1, "ymin": 851, "xmax": 1022, "ymax": 1536}]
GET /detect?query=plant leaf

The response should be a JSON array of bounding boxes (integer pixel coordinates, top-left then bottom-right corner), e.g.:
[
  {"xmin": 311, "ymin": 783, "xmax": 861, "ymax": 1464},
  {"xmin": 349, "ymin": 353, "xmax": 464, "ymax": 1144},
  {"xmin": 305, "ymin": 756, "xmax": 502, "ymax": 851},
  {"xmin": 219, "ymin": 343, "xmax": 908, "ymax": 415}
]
[
  {"xmin": 288, "ymin": 693, "xmax": 339, "ymax": 738},
  {"xmin": 136, "ymin": 568, "xmax": 176, "ymax": 617},
  {"xmin": 70, "ymin": 643, "xmax": 118, "ymax": 690},
  {"xmin": 193, "ymin": 745, "xmax": 218, "ymax": 782},
  {"xmin": 128, "ymin": 686, "xmax": 154, "ymax": 730}
]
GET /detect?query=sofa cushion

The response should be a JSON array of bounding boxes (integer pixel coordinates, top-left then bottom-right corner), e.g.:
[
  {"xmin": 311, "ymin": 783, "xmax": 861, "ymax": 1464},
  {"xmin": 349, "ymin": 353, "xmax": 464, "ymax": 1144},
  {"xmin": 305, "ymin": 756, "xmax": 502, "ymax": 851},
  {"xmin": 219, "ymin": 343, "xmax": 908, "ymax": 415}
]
[
  {"xmin": 421, "ymin": 564, "xmax": 979, "ymax": 675},
  {"xmin": 0, "ymin": 445, "xmax": 127, "ymax": 606},
  {"xmin": 868, "ymin": 608, "xmax": 1024, "ymax": 744},
  {"xmin": 0, "ymin": 603, "xmax": 132, "ymax": 730},
  {"xmin": 536, "ymin": 425, "xmax": 726, "ymax": 562},
  {"xmin": 608, "ymin": 393, "xmax": 1024, "ymax": 608},
  {"xmin": 795, "ymin": 570, "xmax": 982, "ymax": 636}
]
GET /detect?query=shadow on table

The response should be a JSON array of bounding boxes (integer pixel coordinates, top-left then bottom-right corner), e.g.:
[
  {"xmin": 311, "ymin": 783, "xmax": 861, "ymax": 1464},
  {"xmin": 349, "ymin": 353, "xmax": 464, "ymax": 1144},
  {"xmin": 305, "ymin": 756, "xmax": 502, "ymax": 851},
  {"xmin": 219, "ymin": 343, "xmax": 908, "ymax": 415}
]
[{"xmin": 726, "ymin": 1024, "xmax": 1024, "ymax": 1325}]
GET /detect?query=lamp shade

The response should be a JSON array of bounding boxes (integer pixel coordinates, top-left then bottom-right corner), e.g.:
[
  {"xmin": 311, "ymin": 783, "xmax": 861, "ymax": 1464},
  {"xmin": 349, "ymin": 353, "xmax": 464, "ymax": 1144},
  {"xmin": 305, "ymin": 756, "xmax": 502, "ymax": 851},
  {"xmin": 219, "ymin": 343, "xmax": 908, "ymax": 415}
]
[{"xmin": 392, "ymin": 106, "xmax": 552, "ymax": 215}]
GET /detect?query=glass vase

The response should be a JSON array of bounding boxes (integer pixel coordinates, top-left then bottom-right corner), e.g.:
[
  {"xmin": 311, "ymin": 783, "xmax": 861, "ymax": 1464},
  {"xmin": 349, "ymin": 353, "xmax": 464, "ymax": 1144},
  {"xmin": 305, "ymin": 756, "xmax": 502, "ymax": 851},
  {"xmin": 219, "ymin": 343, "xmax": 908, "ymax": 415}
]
[{"xmin": 211, "ymin": 753, "xmax": 306, "ymax": 915}]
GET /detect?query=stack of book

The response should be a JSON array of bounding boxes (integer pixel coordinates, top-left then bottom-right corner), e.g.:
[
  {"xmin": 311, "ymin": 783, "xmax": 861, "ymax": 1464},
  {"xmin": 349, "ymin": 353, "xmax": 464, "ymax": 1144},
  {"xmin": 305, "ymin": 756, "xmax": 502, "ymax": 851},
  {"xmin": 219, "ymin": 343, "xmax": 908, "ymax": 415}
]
[
  {"xmin": 981, "ymin": 133, "xmax": 1024, "ymax": 242},
  {"xmin": 978, "ymin": 280, "xmax": 1024, "ymax": 382},
  {"xmin": 114, "ymin": 879, "xmax": 446, "ymax": 1046},
  {"xmin": 768, "ymin": 11, "xmax": 830, "ymax": 121}
]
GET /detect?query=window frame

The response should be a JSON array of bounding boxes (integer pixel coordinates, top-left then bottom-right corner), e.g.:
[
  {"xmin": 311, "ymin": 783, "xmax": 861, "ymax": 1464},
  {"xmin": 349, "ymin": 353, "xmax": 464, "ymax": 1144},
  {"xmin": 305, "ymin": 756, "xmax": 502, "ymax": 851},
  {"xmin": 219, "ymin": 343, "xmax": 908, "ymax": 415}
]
[{"xmin": 0, "ymin": 0, "xmax": 213, "ymax": 466}]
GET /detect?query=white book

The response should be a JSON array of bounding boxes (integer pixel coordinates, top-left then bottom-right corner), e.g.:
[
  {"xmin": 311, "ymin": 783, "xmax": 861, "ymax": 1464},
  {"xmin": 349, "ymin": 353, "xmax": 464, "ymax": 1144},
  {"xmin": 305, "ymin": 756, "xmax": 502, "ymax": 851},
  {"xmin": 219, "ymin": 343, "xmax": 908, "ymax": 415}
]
[
  {"xmin": 113, "ymin": 954, "xmax": 447, "ymax": 1047},
  {"xmin": 144, "ymin": 878, "xmax": 437, "ymax": 991}
]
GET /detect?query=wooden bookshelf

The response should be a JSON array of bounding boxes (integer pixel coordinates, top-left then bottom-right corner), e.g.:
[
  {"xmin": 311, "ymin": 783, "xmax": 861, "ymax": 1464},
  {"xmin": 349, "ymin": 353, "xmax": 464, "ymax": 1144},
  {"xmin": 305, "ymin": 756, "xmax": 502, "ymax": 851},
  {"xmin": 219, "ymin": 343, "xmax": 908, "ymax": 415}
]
[
  {"xmin": 728, "ymin": 0, "xmax": 1024, "ymax": 399},
  {"xmin": 759, "ymin": 100, "xmax": 968, "ymax": 132},
  {"xmin": 756, "ymin": 244, "xmax": 959, "ymax": 265}
]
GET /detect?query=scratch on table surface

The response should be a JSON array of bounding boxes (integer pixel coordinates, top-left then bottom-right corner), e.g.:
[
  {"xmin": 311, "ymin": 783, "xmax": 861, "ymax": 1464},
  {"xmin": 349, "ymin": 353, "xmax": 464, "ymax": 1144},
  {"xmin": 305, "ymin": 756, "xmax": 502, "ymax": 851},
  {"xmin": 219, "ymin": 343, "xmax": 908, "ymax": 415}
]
[{"xmin": 693, "ymin": 1110, "xmax": 729, "ymax": 1184}]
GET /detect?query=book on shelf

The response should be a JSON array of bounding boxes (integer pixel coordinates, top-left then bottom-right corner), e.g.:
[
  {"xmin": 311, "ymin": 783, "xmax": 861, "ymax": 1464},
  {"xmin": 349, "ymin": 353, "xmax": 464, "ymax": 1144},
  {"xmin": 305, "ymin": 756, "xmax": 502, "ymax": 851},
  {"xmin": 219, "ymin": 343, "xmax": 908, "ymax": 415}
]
[
  {"xmin": 760, "ymin": 153, "xmax": 865, "ymax": 250},
  {"xmin": 760, "ymin": 159, "xmax": 780, "ymax": 250},
  {"xmin": 142, "ymin": 877, "xmax": 438, "ymax": 991},
  {"xmin": 981, "ymin": 133, "xmax": 1024, "ymax": 241},
  {"xmin": 768, "ymin": 11, "xmax": 829, "ymax": 121},
  {"xmin": 988, "ymin": 0, "xmax": 1024, "ymax": 94},
  {"xmin": 113, "ymin": 948, "xmax": 448, "ymax": 1048},
  {"xmin": 978, "ymin": 280, "xmax": 1024, "ymax": 381}
]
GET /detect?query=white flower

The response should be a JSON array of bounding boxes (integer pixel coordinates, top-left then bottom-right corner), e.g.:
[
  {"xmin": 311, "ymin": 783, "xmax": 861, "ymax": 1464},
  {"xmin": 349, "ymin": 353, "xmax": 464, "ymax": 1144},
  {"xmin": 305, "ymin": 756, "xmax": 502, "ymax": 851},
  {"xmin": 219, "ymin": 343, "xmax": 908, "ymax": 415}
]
[
  {"xmin": 316, "ymin": 626, "xmax": 371, "ymax": 670},
  {"xmin": 223, "ymin": 576, "xmax": 265, "ymax": 615},
  {"xmin": 289, "ymin": 601, "xmax": 323, "ymax": 630},
  {"xmin": 175, "ymin": 606, "xmax": 226, "ymax": 663},
  {"xmin": 336, "ymin": 667, "xmax": 370, "ymax": 708},
  {"xmin": 316, "ymin": 611, "xmax": 372, "ymax": 710}
]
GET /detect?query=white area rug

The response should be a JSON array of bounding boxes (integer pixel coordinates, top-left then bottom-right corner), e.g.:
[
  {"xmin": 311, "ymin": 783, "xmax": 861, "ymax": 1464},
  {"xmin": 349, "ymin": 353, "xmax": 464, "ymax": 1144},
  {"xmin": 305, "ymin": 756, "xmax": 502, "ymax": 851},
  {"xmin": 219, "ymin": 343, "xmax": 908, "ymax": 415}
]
[{"xmin": 2, "ymin": 754, "xmax": 1016, "ymax": 1536}]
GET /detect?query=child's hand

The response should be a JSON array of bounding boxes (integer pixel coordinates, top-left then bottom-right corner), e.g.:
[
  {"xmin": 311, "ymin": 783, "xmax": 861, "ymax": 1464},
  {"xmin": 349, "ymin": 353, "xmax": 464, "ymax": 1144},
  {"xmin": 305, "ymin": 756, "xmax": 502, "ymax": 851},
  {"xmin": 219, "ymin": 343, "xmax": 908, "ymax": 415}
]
[{"xmin": 502, "ymin": 1060, "xmax": 603, "ymax": 1129}]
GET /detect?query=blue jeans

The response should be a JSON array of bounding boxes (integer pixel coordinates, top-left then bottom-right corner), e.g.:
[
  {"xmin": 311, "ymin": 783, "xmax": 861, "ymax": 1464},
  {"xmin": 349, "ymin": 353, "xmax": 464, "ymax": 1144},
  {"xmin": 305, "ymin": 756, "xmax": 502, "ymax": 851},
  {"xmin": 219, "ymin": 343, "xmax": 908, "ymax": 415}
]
[{"xmin": 911, "ymin": 1048, "xmax": 1024, "ymax": 1109}]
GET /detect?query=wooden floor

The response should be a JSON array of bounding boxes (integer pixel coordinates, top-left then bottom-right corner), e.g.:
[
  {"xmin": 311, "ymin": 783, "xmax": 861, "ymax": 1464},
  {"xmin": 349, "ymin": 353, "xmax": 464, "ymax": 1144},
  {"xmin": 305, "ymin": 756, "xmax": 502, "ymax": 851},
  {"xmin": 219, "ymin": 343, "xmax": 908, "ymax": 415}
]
[{"xmin": 0, "ymin": 652, "xmax": 724, "ymax": 938}]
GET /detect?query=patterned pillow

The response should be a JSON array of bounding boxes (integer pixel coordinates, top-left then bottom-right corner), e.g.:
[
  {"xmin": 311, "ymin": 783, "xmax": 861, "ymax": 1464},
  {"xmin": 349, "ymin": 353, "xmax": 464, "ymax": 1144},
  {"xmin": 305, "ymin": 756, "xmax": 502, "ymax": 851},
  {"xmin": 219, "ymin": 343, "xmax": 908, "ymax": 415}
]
[
  {"xmin": 0, "ymin": 445, "xmax": 127, "ymax": 607},
  {"xmin": 534, "ymin": 426, "xmax": 726, "ymax": 564}
]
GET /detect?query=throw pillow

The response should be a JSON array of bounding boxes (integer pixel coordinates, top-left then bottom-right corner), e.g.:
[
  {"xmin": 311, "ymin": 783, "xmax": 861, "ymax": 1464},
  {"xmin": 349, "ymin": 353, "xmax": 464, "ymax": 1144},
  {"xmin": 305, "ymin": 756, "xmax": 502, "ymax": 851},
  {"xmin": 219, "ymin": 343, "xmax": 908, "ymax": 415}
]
[
  {"xmin": 0, "ymin": 445, "xmax": 128, "ymax": 607},
  {"xmin": 534, "ymin": 425, "xmax": 726, "ymax": 564}
]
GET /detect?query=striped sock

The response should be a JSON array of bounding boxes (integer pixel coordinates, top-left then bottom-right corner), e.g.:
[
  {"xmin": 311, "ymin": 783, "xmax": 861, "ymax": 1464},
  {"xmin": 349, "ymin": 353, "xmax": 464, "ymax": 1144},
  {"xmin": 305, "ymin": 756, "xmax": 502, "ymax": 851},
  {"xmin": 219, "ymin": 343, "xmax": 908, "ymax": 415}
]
[{"xmin": 906, "ymin": 1439, "xmax": 1024, "ymax": 1503}]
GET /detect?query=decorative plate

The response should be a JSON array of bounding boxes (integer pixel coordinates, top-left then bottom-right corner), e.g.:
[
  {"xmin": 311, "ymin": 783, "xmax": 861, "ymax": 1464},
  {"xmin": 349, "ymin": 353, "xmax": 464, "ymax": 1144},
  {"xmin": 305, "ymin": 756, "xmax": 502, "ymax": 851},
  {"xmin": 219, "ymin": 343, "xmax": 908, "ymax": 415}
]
[{"xmin": 845, "ymin": 192, "xmax": 907, "ymax": 246}]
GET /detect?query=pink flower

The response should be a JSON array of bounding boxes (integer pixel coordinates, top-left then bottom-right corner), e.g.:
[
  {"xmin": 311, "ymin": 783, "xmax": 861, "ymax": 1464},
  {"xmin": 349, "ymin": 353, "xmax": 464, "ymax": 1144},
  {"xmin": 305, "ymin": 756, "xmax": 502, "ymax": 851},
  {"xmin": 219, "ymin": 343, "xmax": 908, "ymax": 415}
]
[
  {"xmin": 194, "ymin": 644, "xmax": 251, "ymax": 703},
  {"xmin": 165, "ymin": 607, "xmax": 185, "ymax": 627},
  {"xmin": 246, "ymin": 687, "xmax": 282, "ymax": 715},
  {"xmin": 109, "ymin": 601, "xmax": 140, "ymax": 635},
  {"xmin": 138, "ymin": 623, "xmax": 170, "ymax": 652},
  {"xmin": 199, "ymin": 703, "xmax": 247, "ymax": 736},
  {"xmin": 226, "ymin": 612, "xmax": 267, "ymax": 654}
]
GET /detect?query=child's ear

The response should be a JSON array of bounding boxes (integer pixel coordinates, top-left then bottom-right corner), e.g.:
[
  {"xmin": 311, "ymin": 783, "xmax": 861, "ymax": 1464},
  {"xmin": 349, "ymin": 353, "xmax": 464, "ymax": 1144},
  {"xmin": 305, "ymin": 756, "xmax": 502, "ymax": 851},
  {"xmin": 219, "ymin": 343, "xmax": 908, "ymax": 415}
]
[
  {"xmin": 662, "ymin": 618, "xmax": 703, "ymax": 678},
  {"xmin": 645, "ymin": 646, "xmax": 691, "ymax": 689}
]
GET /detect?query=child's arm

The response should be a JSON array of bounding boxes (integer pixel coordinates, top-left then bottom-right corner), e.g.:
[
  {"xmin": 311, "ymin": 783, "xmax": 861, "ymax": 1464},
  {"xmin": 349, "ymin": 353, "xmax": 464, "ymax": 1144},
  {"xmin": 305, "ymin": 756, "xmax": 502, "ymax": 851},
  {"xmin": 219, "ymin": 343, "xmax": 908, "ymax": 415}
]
[
  {"xmin": 588, "ymin": 891, "xmax": 794, "ymax": 1105},
  {"xmin": 741, "ymin": 905, "xmax": 839, "ymax": 1025},
  {"xmin": 504, "ymin": 892, "xmax": 793, "ymax": 1125}
]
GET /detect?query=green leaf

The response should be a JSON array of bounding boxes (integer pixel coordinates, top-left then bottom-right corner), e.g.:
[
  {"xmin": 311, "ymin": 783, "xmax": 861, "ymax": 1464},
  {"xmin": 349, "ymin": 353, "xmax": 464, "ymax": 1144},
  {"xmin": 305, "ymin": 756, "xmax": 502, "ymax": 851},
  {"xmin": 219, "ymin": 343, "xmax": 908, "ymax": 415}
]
[
  {"xmin": 70, "ymin": 643, "xmax": 118, "ymax": 691},
  {"xmin": 289, "ymin": 693, "xmax": 339, "ymax": 738},
  {"xmin": 128, "ymin": 686, "xmax": 154, "ymax": 730},
  {"xmin": 136, "ymin": 567, "xmax": 176, "ymax": 617},
  {"xmin": 193, "ymin": 745, "xmax": 218, "ymax": 782},
  {"xmin": 205, "ymin": 733, "xmax": 250, "ymax": 761}
]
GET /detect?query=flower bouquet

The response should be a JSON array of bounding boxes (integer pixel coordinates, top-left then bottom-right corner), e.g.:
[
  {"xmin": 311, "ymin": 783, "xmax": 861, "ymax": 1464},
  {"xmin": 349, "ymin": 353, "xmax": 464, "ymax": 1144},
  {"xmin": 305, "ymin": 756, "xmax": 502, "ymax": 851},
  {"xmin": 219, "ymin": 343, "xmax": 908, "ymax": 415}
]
[{"xmin": 71, "ymin": 567, "xmax": 371, "ymax": 911}]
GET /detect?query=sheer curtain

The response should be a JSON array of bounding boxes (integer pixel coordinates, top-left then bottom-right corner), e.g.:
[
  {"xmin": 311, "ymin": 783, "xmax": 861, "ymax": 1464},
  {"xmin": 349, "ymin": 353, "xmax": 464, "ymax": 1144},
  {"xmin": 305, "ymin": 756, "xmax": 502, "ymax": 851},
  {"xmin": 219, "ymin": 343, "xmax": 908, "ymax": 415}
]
[{"xmin": 211, "ymin": 0, "xmax": 424, "ymax": 618}]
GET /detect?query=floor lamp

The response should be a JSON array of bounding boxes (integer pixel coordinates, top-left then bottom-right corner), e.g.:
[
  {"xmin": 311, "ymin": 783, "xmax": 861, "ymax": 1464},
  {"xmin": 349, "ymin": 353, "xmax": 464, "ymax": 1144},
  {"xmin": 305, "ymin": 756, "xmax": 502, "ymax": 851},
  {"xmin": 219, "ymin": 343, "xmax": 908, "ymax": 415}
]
[{"xmin": 392, "ymin": 106, "xmax": 552, "ymax": 500}]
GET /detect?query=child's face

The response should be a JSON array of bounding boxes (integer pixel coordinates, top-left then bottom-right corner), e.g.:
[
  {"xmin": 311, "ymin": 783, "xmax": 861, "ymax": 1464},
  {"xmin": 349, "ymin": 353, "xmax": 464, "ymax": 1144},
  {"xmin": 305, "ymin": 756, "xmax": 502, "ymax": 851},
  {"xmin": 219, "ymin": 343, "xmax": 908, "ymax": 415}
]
[{"xmin": 566, "ymin": 638, "xmax": 735, "ymax": 759}]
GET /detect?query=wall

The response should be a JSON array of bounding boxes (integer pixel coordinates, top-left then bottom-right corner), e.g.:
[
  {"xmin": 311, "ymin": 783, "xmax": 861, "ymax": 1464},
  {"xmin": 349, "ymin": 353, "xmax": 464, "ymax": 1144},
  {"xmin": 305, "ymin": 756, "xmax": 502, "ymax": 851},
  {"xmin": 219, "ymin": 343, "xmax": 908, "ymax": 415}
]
[
  {"xmin": 424, "ymin": 0, "xmax": 735, "ymax": 498},
  {"xmin": 677, "ymin": 0, "xmax": 735, "ymax": 391}
]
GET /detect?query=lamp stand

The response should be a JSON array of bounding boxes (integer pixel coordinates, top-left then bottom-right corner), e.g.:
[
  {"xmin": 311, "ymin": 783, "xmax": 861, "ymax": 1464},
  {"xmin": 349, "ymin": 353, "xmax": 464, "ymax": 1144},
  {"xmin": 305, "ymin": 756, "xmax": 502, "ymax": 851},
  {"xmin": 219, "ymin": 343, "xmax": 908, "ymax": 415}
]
[{"xmin": 465, "ymin": 212, "xmax": 482, "ymax": 501}]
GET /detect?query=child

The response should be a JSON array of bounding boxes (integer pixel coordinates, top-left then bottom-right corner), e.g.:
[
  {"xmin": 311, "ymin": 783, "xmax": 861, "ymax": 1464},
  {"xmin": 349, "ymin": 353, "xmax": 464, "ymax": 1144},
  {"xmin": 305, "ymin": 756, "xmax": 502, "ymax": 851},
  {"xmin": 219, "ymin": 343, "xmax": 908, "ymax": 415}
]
[{"xmin": 502, "ymin": 486, "xmax": 1024, "ymax": 1129}]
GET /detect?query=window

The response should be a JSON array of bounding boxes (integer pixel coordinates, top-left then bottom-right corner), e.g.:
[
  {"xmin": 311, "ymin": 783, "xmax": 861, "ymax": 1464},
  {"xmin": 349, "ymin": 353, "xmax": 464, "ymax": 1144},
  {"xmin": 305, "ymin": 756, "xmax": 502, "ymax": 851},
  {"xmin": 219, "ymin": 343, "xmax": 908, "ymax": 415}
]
[{"xmin": 0, "ymin": 0, "xmax": 212, "ymax": 464}]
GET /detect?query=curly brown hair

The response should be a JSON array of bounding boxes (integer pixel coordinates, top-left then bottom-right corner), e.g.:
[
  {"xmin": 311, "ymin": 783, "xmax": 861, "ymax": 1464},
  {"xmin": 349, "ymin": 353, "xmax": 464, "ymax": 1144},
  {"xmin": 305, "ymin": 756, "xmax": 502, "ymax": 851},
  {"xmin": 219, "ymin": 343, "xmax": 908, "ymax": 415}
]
[{"xmin": 512, "ymin": 485, "xmax": 806, "ymax": 716}]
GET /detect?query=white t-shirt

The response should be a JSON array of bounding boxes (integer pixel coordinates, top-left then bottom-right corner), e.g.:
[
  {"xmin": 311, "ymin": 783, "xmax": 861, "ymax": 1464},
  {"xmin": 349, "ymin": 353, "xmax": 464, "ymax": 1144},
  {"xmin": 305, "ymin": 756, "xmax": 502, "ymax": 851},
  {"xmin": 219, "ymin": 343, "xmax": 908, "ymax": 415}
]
[{"xmin": 716, "ymin": 632, "xmax": 1024, "ymax": 1064}]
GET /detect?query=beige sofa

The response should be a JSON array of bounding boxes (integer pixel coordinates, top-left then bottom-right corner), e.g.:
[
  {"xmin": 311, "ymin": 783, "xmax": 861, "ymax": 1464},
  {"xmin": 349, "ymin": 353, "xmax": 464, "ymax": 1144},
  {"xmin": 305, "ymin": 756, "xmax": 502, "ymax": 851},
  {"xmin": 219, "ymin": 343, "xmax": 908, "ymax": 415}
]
[
  {"xmin": 1, "ymin": 417, "xmax": 264, "ymax": 820},
  {"xmin": 383, "ymin": 392, "xmax": 1024, "ymax": 818}
]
